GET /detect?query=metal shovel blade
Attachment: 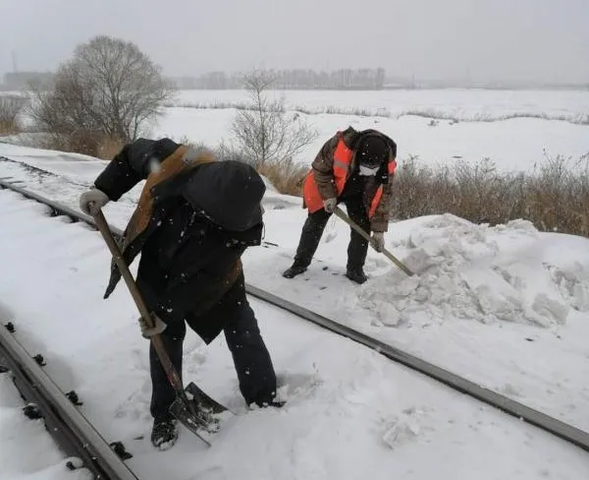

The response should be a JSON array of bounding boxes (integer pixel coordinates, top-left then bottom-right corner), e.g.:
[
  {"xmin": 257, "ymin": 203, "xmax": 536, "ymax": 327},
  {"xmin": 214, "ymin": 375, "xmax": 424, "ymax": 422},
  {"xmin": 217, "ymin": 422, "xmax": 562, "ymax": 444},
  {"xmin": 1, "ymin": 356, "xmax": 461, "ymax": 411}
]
[
  {"xmin": 169, "ymin": 382, "xmax": 233, "ymax": 446},
  {"xmin": 169, "ymin": 396, "xmax": 213, "ymax": 447}
]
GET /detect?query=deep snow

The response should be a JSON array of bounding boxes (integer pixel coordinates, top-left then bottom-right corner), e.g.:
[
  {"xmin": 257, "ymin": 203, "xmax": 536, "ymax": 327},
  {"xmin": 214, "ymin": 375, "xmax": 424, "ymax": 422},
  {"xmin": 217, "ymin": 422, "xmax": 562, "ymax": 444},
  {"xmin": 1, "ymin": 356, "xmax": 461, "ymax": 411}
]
[
  {"xmin": 1, "ymin": 143, "xmax": 589, "ymax": 432},
  {"xmin": 248, "ymin": 210, "xmax": 589, "ymax": 433},
  {"xmin": 1, "ymin": 186, "xmax": 588, "ymax": 480},
  {"xmin": 0, "ymin": 369, "xmax": 91, "ymax": 480},
  {"xmin": 1, "ymin": 143, "xmax": 589, "ymax": 479}
]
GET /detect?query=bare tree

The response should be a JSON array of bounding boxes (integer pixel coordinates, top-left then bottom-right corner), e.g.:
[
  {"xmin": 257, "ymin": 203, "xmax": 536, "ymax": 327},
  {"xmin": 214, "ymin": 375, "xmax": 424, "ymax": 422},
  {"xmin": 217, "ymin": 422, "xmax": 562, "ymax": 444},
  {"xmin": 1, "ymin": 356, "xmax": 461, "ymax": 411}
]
[
  {"xmin": 29, "ymin": 35, "xmax": 172, "ymax": 152},
  {"xmin": 230, "ymin": 69, "xmax": 317, "ymax": 168},
  {"xmin": 0, "ymin": 95, "xmax": 27, "ymax": 134}
]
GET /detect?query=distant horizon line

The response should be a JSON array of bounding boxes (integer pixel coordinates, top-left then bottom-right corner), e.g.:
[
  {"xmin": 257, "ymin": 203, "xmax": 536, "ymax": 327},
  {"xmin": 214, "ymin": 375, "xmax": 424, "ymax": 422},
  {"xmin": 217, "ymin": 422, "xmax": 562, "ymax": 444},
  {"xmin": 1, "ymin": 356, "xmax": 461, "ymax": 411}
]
[{"xmin": 1, "ymin": 68, "xmax": 587, "ymax": 91}]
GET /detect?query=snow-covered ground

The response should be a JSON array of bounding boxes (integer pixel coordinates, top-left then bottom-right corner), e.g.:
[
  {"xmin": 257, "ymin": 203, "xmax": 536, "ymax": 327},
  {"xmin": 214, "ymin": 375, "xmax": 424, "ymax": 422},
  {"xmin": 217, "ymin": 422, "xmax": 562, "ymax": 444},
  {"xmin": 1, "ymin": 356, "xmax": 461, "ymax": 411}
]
[
  {"xmin": 0, "ymin": 367, "xmax": 91, "ymax": 480},
  {"xmin": 152, "ymin": 89, "xmax": 589, "ymax": 173},
  {"xmin": 0, "ymin": 144, "xmax": 588, "ymax": 479}
]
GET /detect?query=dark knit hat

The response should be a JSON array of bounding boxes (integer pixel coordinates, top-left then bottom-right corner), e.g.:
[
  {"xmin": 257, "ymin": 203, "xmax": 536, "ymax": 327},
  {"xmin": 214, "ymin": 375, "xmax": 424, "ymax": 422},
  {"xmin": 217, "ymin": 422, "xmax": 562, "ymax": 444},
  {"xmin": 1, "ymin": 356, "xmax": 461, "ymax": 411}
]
[{"xmin": 356, "ymin": 136, "xmax": 389, "ymax": 167}]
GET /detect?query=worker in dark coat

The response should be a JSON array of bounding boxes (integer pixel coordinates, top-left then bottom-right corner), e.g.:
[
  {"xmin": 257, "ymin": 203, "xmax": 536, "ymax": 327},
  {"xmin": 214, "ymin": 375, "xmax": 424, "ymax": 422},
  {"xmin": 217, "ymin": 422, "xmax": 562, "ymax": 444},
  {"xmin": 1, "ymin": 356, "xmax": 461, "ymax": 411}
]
[{"xmin": 79, "ymin": 138, "xmax": 278, "ymax": 449}]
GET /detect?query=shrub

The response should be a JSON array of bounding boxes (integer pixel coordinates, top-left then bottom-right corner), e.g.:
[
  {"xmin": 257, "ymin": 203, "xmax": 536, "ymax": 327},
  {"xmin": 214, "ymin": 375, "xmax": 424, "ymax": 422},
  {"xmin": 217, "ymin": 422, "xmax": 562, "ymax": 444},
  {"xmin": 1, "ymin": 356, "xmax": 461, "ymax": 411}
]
[
  {"xmin": 230, "ymin": 69, "xmax": 317, "ymax": 168},
  {"xmin": 28, "ymin": 35, "xmax": 172, "ymax": 156},
  {"xmin": 391, "ymin": 154, "xmax": 589, "ymax": 236},
  {"xmin": 0, "ymin": 95, "xmax": 27, "ymax": 135}
]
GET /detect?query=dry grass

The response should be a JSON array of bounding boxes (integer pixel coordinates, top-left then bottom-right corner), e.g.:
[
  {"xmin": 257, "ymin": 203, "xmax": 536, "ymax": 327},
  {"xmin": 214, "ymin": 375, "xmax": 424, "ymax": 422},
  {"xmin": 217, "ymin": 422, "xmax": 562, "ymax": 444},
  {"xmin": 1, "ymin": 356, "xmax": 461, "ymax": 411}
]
[
  {"xmin": 17, "ymin": 119, "xmax": 588, "ymax": 237},
  {"xmin": 32, "ymin": 132, "xmax": 125, "ymax": 159},
  {"xmin": 167, "ymin": 100, "xmax": 390, "ymax": 119},
  {"xmin": 214, "ymin": 141, "xmax": 308, "ymax": 196},
  {"xmin": 392, "ymin": 154, "xmax": 589, "ymax": 236},
  {"xmin": 257, "ymin": 159, "xmax": 308, "ymax": 195},
  {"xmin": 96, "ymin": 136, "xmax": 126, "ymax": 160},
  {"xmin": 255, "ymin": 150, "xmax": 589, "ymax": 236},
  {"xmin": 0, "ymin": 121, "xmax": 18, "ymax": 136},
  {"xmin": 165, "ymin": 100, "xmax": 250, "ymax": 111},
  {"xmin": 0, "ymin": 95, "xmax": 27, "ymax": 136}
]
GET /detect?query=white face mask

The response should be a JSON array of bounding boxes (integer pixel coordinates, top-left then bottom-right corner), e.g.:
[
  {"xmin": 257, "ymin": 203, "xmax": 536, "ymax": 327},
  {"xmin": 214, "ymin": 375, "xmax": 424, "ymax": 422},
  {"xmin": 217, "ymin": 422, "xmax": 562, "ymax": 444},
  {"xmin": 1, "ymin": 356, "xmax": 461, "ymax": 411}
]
[{"xmin": 359, "ymin": 165, "xmax": 380, "ymax": 176}]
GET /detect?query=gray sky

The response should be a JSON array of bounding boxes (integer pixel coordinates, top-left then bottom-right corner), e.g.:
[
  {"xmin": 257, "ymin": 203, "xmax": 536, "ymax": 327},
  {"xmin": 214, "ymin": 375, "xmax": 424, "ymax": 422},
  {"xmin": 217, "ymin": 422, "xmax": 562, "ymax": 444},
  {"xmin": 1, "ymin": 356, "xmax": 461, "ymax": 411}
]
[{"xmin": 1, "ymin": 0, "xmax": 588, "ymax": 84}]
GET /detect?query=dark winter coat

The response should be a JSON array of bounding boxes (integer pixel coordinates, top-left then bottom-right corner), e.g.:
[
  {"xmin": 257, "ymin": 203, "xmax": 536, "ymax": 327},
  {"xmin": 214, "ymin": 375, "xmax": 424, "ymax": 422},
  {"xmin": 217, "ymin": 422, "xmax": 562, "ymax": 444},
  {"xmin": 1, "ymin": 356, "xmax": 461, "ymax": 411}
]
[{"xmin": 94, "ymin": 138, "xmax": 266, "ymax": 342}]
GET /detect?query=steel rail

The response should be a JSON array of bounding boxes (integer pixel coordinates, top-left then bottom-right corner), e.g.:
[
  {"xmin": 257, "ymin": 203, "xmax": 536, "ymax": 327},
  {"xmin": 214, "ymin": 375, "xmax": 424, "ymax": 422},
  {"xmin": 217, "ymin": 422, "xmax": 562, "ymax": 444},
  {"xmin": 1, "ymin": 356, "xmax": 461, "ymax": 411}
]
[{"xmin": 0, "ymin": 323, "xmax": 139, "ymax": 479}]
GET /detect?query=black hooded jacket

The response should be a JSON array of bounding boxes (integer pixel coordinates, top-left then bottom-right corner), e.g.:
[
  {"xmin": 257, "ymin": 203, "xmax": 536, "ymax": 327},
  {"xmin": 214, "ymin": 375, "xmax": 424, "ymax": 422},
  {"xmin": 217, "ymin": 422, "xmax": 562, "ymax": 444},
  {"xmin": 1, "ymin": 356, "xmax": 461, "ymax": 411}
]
[{"xmin": 94, "ymin": 138, "xmax": 265, "ymax": 340}]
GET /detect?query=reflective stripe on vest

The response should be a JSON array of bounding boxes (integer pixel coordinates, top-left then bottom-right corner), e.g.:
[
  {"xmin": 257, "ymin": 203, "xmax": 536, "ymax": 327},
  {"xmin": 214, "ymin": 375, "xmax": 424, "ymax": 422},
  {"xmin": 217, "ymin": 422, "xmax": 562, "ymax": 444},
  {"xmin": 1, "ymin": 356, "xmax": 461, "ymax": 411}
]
[
  {"xmin": 303, "ymin": 133, "xmax": 353, "ymax": 214},
  {"xmin": 368, "ymin": 159, "xmax": 397, "ymax": 218},
  {"xmin": 332, "ymin": 136, "xmax": 354, "ymax": 193}
]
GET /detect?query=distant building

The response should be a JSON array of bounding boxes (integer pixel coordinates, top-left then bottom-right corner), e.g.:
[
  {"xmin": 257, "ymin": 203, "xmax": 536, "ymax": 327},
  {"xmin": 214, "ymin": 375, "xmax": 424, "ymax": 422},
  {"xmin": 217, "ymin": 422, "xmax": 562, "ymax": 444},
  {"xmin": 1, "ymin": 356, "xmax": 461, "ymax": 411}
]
[{"xmin": 2, "ymin": 71, "xmax": 54, "ymax": 90}]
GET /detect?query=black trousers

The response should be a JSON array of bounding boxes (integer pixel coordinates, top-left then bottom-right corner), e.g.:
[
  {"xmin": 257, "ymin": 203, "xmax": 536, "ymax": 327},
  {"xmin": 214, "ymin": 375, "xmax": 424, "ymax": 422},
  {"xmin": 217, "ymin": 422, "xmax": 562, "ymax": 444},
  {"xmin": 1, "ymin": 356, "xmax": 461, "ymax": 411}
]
[
  {"xmin": 293, "ymin": 194, "xmax": 371, "ymax": 271},
  {"xmin": 149, "ymin": 283, "xmax": 277, "ymax": 419}
]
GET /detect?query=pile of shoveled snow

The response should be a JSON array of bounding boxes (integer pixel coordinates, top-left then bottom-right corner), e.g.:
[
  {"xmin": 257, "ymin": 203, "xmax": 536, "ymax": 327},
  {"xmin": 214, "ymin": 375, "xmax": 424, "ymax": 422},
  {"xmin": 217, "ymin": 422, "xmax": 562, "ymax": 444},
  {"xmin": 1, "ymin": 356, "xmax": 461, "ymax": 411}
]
[{"xmin": 358, "ymin": 214, "xmax": 589, "ymax": 328}]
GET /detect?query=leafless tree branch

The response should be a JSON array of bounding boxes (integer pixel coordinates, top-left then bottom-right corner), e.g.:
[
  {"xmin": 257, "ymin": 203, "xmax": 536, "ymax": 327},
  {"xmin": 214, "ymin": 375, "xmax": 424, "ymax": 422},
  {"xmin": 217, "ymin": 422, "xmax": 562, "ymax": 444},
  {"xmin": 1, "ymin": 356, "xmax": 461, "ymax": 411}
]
[
  {"xmin": 28, "ymin": 35, "xmax": 173, "ymax": 154},
  {"xmin": 230, "ymin": 69, "xmax": 317, "ymax": 168}
]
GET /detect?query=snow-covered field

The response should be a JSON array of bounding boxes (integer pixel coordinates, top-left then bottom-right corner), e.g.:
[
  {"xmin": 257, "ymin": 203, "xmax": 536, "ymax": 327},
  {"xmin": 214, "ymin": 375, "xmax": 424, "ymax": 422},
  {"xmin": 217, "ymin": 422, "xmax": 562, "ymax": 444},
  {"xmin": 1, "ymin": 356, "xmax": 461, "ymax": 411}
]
[
  {"xmin": 153, "ymin": 89, "xmax": 589, "ymax": 173},
  {"xmin": 169, "ymin": 89, "xmax": 589, "ymax": 123},
  {"xmin": 4, "ymin": 88, "xmax": 589, "ymax": 173},
  {"xmin": 0, "ymin": 142, "xmax": 588, "ymax": 479}
]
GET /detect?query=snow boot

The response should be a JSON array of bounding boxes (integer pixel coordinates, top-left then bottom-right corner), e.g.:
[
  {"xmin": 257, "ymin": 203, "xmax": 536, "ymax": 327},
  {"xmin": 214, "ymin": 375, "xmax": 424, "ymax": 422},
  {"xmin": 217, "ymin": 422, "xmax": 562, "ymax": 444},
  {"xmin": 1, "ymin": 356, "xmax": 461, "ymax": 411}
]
[
  {"xmin": 257, "ymin": 399, "xmax": 286, "ymax": 408},
  {"xmin": 250, "ymin": 398, "xmax": 286, "ymax": 409},
  {"xmin": 151, "ymin": 417, "xmax": 178, "ymax": 450},
  {"xmin": 345, "ymin": 268, "xmax": 367, "ymax": 284},
  {"xmin": 282, "ymin": 263, "xmax": 307, "ymax": 279}
]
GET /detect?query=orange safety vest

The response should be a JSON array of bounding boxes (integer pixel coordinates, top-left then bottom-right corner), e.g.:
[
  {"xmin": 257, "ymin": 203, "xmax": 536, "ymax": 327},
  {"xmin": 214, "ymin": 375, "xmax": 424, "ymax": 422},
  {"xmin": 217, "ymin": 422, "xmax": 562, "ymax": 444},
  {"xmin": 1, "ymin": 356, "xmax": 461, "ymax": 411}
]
[{"xmin": 303, "ymin": 132, "xmax": 397, "ymax": 218}]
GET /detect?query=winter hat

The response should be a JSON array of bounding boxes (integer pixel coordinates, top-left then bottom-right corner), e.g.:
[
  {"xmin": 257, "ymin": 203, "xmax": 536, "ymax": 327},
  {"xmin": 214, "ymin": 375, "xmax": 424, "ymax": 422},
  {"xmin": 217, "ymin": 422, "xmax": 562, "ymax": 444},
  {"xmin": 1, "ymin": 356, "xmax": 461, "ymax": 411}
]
[{"xmin": 356, "ymin": 136, "xmax": 389, "ymax": 168}]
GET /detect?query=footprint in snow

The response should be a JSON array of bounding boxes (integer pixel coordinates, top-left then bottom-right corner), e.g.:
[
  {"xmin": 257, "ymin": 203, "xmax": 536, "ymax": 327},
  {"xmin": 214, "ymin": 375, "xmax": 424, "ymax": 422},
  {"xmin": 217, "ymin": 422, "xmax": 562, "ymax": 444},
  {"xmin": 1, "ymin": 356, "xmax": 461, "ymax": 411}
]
[
  {"xmin": 324, "ymin": 232, "xmax": 337, "ymax": 243},
  {"xmin": 275, "ymin": 372, "xmax": 322, "ymax": 403},
  {"xmin": 184, "ymin": 466, "xmax": 227, "ymax": 480}
]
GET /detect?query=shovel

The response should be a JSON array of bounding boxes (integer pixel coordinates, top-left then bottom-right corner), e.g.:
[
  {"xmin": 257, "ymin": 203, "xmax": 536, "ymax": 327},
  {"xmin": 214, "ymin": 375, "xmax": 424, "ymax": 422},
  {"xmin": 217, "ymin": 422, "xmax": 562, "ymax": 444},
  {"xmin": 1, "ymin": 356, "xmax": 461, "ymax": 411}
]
[
  {"xmin": 333, "ymin": 206, "xmax": 414, "ymax": 277},
  {"xmin": 92, "ymin": 209, "xmax": 218, "ymax": 446}
]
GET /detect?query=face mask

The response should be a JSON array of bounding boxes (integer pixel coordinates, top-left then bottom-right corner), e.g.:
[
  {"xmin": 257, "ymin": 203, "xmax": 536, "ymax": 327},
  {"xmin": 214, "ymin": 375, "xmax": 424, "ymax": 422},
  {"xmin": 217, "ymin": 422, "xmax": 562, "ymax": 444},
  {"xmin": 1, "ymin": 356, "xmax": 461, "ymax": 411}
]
[{"xmin": 359, "ymin": 165, "xmax": 379, "ymax": 176}]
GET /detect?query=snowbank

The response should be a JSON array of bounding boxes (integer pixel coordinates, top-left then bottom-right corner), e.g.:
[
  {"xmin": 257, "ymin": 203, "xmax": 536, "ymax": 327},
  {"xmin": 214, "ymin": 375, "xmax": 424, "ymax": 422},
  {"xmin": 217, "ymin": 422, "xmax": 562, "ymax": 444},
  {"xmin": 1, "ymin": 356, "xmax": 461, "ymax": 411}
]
[{"xmin": 359, "ymin": 214, "xmax": 584, "ymax": 328}]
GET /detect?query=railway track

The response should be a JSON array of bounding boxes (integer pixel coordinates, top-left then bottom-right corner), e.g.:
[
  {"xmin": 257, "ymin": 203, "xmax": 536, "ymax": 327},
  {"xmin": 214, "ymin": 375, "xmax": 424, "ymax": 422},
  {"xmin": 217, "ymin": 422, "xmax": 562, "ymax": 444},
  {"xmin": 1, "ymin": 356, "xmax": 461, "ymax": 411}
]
[
  {"xmin": 0, "ymin": 176, "xmax": 588, "ymax": 480},
  {"xmin": 0, "ymin": 321, "xmax": 139, "ymax": 480}
]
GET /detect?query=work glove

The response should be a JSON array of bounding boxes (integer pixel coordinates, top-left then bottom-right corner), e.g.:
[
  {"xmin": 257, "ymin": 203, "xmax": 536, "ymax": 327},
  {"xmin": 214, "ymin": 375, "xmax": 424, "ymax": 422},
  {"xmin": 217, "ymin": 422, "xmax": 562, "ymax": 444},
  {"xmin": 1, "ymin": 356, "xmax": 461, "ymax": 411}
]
[
  {"xmin": 79, "ymin": 188, "xmax": 109, "ymax": 216},
  {"xmin": 371, "ymin": 232, "xmax": 385, "ymax": 252},
  {"xmin": 138, "ymin": 313, "xmax": 167, "ymax": 339},
  {"xmin": 323, "ymin": 197, "xmax": 337, "ymax": 213}
]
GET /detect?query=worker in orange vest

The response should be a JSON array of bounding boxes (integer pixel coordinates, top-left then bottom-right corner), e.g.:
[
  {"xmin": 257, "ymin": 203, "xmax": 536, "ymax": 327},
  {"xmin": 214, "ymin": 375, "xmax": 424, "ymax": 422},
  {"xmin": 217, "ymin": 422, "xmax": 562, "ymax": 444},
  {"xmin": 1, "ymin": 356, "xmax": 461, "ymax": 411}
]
[{"xmin": 283, "ymin": 127, "xmax": 397, "ymax": 284}]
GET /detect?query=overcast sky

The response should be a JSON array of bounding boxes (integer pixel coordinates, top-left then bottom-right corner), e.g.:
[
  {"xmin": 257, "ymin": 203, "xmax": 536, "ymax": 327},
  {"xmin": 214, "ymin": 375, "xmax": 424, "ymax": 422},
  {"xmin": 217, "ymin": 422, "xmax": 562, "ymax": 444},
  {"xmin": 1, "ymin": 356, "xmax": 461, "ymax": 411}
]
[{"xmin": 0, "ymin": 0, "xmax": 587, "ymax": 84}]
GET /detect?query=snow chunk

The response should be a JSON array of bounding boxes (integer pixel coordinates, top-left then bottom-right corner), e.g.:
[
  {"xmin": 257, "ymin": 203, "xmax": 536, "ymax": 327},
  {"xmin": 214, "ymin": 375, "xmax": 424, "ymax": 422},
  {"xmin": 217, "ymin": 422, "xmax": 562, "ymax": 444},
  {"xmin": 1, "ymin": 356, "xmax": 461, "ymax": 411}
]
[
  {"xmin": 382, "ymin": 419, "xmax": 420, "ymax": 450},
  {"xmin": 546, "ymin": 262, "xmax": 589, "ymax": 312},
  {"xmin": 381, "ymin": 406, "xmax": 432, "ymax": 450}
]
